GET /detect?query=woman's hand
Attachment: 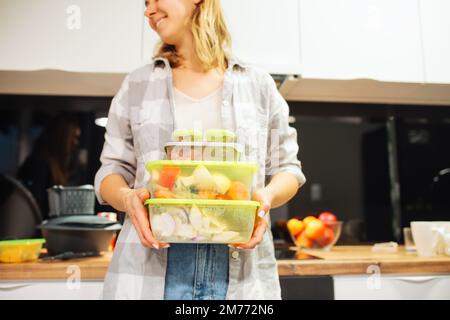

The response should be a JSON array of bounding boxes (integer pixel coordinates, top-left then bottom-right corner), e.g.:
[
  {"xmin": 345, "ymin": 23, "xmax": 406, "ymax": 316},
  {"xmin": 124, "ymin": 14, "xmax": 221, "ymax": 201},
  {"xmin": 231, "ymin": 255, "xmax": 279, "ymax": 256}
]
[
  {"xmin": 121, "ymin": 187, "xmax": 170, "ymax": 250},
  {"xmin": 228, "ymin": 188, "xmax": 273, "ymax": 250}
]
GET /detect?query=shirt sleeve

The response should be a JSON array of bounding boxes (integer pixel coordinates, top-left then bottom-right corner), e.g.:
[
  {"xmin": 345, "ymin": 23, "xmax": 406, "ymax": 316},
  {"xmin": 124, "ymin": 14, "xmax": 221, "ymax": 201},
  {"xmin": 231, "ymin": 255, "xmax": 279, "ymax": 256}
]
[
  {"xmin": 264, "ymin": 74, "xmax": 306, "ymax": 189},
  {"xmin": 94, "ymin": 75, "xmax": 137, "ymax": 205}
]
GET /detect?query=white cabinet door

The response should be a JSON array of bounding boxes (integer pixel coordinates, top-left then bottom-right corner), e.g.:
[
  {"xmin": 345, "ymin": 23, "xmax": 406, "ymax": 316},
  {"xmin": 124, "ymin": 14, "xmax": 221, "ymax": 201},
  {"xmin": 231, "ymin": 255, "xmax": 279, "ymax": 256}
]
[
  {"xmin": 420, "ymin": 0, "xmax": 450, "ymax": 84},
  {"xmin": 334, "ymin": 274, "xmax": 450, "ymax": 300},
  {"xmin": 0, "ymin": 0, "xmax": 143, "ymax": 73},
  {"xmin": 299, "ymin": 0, "xmax": 424, "ymax": 83},
  {"xmin": 222, "ymin": 0, "xmax": 301, "ymax": 74}
]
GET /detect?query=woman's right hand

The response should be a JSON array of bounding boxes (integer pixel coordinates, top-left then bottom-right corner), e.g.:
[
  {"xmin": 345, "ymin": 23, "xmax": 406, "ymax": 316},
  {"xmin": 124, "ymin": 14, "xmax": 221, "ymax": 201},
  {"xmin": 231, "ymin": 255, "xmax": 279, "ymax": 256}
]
[{"xmin": 121, "ymin": 187, "xmax": 170, "ymax": 249}]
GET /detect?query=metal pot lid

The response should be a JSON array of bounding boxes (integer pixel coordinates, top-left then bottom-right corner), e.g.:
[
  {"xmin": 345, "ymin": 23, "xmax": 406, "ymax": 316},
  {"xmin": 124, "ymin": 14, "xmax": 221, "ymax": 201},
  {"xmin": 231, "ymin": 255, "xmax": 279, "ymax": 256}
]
[{"xmin": 38, "ymin": 214, "xmax": 121, "ymax": 230}]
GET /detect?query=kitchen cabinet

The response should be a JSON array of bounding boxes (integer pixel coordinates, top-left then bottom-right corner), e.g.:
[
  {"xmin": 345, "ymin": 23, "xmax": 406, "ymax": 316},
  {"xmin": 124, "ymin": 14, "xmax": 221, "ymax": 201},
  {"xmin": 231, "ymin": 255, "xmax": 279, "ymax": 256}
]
[
  {"xmin": 334, "ymin": 274, "xmax": 450, "ymax": 300},
  {"xmin": 0, "ymin": 281, "xmax": 103, "ymax": 300},
  {"xmin": 221, "ymin": 0, "xmax": 302, "ymax": 75},
  {"xmin": 0, "ymin": 0, "xmax": 143, "ymax": 73},
  {"xmin": 141, "ymin": 0, "xmax": 302, "ymax": 75},
  {"xmin": 419, "ymin": 0, "xmax": 450, "ymax": 84},
  {"xmin": 299, "ymin": 0, "xmax": 424, "ymax": 83}
]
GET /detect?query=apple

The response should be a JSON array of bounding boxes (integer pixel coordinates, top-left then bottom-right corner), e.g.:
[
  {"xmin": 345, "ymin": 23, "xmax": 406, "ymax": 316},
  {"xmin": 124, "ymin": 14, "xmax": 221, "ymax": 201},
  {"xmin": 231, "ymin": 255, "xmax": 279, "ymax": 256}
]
[
  {"xmin": 318, "ymin": 212, "xmax": 337, "ymax": 227},
  {"xmin": 316, "ymin": 227, "xmax": 335, "ymax": 247}
]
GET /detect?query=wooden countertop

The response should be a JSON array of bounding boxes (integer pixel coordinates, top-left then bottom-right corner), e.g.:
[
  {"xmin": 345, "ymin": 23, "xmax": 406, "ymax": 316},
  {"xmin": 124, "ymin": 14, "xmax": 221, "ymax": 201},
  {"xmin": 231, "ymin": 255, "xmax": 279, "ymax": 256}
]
[
  {"xmin": 277, "ymin": 245, "xmax": 450, "ymax": 276},
  {"xmin": 1, "ymin": 246, "xmax": 450, "ymax": 281}
]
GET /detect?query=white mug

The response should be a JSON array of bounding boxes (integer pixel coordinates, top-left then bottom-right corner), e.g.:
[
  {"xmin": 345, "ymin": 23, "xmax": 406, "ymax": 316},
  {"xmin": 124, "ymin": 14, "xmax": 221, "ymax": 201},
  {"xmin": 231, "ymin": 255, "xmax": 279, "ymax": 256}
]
[{"xmin": 410, "ymin": 221, "xmax": 443, "ymax": 257}]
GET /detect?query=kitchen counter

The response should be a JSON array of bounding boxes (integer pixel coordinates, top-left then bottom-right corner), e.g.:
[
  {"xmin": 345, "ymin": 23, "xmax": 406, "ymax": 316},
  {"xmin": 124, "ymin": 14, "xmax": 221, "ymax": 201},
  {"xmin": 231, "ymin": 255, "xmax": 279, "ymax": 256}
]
[
  {"xmin": 277, "ymin": 245, "xmax": 450, "ymax": 276},
  {"xmin": 1, "ymin": 246, "xmax": 450, "ymax": 281}
]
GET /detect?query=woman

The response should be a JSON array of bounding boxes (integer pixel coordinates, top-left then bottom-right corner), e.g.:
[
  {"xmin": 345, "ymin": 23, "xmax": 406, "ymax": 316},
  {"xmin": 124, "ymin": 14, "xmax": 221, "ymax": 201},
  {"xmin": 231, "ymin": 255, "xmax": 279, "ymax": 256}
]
[
  {"xmin": 18, "ymin": 114, "xmax": 82, "ymax": 219},
  {"xmin": 95, "ymin": 0, "xmax": 306, "ymax": 299}
]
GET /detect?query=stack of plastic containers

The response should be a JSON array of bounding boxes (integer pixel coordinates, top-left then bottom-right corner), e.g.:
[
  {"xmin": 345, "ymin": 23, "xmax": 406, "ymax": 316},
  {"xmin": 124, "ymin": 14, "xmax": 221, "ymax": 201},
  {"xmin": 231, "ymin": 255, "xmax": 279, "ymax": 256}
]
[{"xmin": 145, "ymin": 129, "xmax": 260, "ymax": 244}]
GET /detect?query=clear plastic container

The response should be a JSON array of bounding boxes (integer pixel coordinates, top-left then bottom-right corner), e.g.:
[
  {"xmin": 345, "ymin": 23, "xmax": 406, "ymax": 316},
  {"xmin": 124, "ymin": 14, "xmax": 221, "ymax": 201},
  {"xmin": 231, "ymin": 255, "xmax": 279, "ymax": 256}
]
[
  {"xmin": 0, "ymin": 239, "xmax": 45, "ymax": 263},
  {"xmin": 206, "ymin": 129, "xmax": 236, "ymax": 143},
  {"xmin": 145, "ymin": 199, "xmax": 259, "ymax": 244},
  {"xmin": 164, "ymin": 141, "xmax": 242, "ymax": 161},
  {"xmin": 146, "ymin": 160, "xmax": 258, "ymax": 200}
]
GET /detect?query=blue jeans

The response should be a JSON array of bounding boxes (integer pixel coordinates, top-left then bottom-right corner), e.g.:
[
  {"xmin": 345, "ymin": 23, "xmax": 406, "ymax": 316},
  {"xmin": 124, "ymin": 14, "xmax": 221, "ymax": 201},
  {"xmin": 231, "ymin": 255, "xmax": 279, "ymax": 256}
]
[{"xmin": 164, "ymin": 243, "xmax": 229, "ymax": 300}]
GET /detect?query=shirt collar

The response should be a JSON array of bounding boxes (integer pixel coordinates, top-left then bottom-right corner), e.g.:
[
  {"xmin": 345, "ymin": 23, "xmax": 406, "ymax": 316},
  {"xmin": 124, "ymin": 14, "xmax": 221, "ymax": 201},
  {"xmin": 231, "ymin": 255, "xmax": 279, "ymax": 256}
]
[{"xmin": 152, "ymin": 54, "xmax": 247, "ymax": 73}]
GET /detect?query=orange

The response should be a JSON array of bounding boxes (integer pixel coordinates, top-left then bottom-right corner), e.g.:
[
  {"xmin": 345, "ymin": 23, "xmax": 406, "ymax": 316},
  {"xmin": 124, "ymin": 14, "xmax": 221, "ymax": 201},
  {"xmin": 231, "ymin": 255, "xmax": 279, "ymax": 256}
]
[
  {"xmin": 304, "ymin": 219, "xmax": 325, "ymax": 240},
  {"xmin": 226, "ymin": 181, "xmax": 249, "ymax": 200},
  {"xmin": 296, "ymin": 232, "xmax": 314, "ymax": 248},
  {"xmin": 303, "ymin": 216, "xmax": 317, "ymax": 226},
  {"xmin": 287, "ymin": 218, "xmax": 305, "ymax": 237}
]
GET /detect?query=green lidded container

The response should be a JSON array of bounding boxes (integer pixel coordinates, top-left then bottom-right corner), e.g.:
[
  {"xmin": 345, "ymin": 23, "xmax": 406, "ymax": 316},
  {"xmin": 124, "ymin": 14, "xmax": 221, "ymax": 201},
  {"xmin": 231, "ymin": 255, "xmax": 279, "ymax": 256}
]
[
  {"xmin": 145, "ymin": 199, "xmax": 259, "ymax": 244},
  {"xmin": 146, "ymin": 160, "xmax": 258, "ymax": 200},
  {"xmin": 0, "ymin": 239, "xmax": 45, "ymax": 263}
]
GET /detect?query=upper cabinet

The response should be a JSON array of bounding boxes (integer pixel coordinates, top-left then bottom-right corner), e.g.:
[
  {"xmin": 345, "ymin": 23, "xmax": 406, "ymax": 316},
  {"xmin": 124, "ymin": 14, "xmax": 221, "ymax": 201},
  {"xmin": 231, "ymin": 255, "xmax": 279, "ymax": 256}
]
[
  {"xmin": 221, "ymin": 0, "xmax": 302, "ymax": 75},
  {"xmin": 0, "ymin": 0, "xmax": 143, "ymax": 73},
  {"xmin": 420, "ymin": 0, "xmax": 450, "ymax": 84},
  {"xmin": 299, "ymin": 0, "xmax": 425, "ymax": 83},
  {"xmin": 141, "ymin": 0, "xmax": 302, "ymax": 75}
]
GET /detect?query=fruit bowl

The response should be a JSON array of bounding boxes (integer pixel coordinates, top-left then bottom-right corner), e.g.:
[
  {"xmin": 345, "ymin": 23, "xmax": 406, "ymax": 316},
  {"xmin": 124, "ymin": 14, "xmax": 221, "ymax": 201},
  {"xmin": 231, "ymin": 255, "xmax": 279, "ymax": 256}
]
[{"xmin": 287, "ymin": 213, "xmax": 343, "ymax": 251}]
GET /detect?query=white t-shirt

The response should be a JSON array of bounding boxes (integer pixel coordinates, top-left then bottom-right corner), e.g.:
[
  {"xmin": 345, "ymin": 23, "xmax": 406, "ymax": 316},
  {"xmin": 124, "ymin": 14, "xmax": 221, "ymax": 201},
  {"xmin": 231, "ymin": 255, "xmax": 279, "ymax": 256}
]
[{"xmin": 173, "ymin": 86, "xmax": 223, "ymax": 131}]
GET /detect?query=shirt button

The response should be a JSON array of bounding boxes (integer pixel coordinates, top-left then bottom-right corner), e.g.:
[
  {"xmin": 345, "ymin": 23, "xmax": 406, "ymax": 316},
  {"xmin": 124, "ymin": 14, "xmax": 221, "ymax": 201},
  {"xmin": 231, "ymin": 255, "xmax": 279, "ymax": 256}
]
[
  {"xmin": 223, "ymin": 101, "xmax": 229, "ymax": 107},
  {"xmin": 231, "ymin": 251, "xmax": 239, "ymax": 259}
]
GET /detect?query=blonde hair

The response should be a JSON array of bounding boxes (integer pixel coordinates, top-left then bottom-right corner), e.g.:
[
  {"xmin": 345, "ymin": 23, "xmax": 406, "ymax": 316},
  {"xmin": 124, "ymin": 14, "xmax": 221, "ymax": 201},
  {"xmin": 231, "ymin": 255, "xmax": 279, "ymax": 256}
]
[{"xmin": 154, "ymin": 0, "xmax": 231, "ymax": 72}]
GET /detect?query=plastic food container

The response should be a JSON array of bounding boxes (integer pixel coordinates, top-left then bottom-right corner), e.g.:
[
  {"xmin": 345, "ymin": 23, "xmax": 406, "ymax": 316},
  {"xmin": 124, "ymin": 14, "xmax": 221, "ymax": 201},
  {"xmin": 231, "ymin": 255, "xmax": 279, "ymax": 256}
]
[
  {"xmin": 164, "ymin": 141, "xmax": 242, "ymax": 161},
  {"xmin": 145, "ymin": 199, "xmax": 259, "ymax": 243},
  {"xmin": 0, "ymin": 239, "xmax": 45, "ymax": 263},
  {"xmin": 173, "ymin": 129, "xmax": 203, "ymax": 142},
  {"xmin": 206, "ymin": 129, "xmax": 236, "ymax": 143},
  {"xmin": 146, "ymin": 160, "xmax": 258, "ymax": 200}
]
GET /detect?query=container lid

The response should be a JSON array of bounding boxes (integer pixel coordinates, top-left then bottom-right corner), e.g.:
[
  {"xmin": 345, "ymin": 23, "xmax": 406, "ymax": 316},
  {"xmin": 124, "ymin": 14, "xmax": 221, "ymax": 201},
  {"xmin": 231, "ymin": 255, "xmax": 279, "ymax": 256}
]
[
  {"xmin": 146, "ymin": 160, "xmax": 258, "ymax": 173},
  {"xmin": 164, "ymin": 141, "xmax": 244, "ymax": 153},
  {"xmin": 145, "ymin": 198, "xmax": 260, "ymax": 208},
  {"xmin": 0, "ymin": 238, "xmax": 45, "ymax": 246},
  {"xmin": 37, "ymin": 215, "xmax": 122, "ymax": 231},
  {"xmin": 173, "ymin": 129, "xmax": 203, "ymax": 141},
  {"xmin": 206, "ymin": 129, "xmax": 236, "ymax": 140}
]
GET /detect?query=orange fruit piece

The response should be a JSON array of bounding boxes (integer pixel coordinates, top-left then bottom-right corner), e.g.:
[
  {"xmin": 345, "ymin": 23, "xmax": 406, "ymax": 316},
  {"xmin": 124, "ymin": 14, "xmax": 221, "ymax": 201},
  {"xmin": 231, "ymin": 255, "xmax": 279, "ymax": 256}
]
[
  {"xmin": 304, "ymin": 219, "xmax": 325, "ymax": 240},
  {"xmin": 287, "ymin": 218, "xmax": 305, "ymax": 237},
  {"xmin": 226, "ymin": 181, "xmax": 249, "ymax": 200},
  {"xmin": 303, "ymin": 216, "xmax": 317, "ymax": 226},
  {"xmin": 154, "ymin": 189, "xmax": 176, "ymax": 199},
  {"xmin": 296, "ymin": 232, "xmax": 314, "ymax": 248},
  {"xmin": 216, "ymin": 194, "xmax": 231, "ymax": 200},
  {"xmin": 198, "ymin": 190, "xmax": 218, "ymax": 199}
]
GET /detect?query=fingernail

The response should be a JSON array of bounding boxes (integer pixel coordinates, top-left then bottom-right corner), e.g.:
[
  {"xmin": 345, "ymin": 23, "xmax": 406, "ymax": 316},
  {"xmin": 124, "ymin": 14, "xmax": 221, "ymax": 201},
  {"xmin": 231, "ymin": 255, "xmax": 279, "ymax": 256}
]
[
  {"xmin": 227, "ymin": 245, "xmax": 235, "ymax": 248},
  {"xmin": 258, "ymin": 210, "xmax": 266, "ymax": 218},
  {"xmin": 236, "ymin": 246, "xmax": 244, "ymax": 250},
  {"xmin": 162, "ymin": 244, "xmax": 171, "ymax": 248},
  {"xmin": 152, "ymin": 244, "xmax": 159, "ymax": 250}
]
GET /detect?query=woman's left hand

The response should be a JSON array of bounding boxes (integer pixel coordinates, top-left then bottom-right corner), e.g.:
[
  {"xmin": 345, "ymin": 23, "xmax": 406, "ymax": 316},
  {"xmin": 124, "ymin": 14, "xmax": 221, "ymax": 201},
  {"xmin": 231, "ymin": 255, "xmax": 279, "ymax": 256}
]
[{"xmin": 228, "ymin": 188, "xmax": 273, "ymax": 250}]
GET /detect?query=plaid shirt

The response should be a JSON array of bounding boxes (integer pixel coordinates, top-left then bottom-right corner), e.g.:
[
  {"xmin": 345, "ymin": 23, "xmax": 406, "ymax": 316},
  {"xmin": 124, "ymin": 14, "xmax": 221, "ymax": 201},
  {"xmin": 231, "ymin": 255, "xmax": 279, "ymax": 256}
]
[{"xmin": 94, "ymin": 56, "xmax": 306, "ymax": 299}]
